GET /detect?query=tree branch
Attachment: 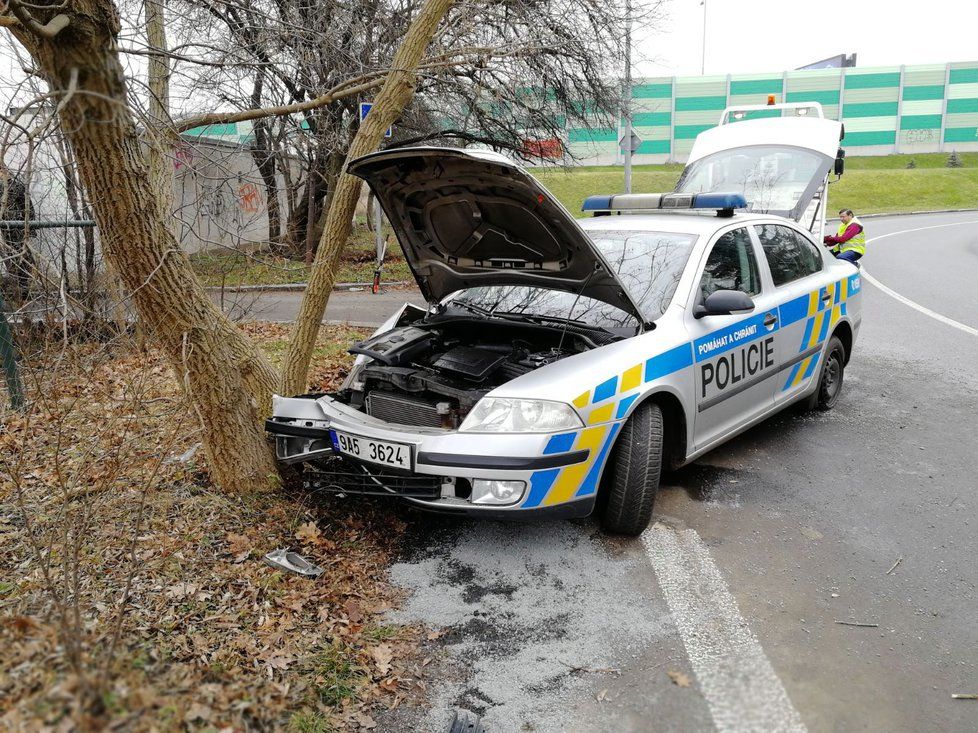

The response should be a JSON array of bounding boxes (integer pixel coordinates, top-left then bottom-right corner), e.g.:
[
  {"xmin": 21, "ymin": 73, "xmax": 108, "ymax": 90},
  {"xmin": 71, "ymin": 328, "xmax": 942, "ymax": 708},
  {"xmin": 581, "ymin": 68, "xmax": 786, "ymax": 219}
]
[
  {"xmin": 4, "ymin": 0, "xmax": 68, "ymax": 38},
  {"xmin": 172, "ymin": 74, "xmax": 383, "ymax": 132}
]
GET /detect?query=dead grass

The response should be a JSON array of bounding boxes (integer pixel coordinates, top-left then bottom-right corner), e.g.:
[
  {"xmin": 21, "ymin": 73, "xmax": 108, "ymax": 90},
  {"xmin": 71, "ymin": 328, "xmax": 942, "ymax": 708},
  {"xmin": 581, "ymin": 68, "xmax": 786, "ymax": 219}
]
[
  {"xmin": 0, "ymin": 324, "xmax": 426, "ymax": 731},
  {"xmin": 190, "ymin": 219, "xmax": 413, "ymax": 288}
]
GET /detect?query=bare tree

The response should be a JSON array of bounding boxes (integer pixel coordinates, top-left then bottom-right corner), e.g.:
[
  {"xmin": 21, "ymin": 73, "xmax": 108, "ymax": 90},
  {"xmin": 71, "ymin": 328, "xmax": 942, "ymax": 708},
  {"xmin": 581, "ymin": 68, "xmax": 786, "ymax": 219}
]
[
  {"xmin": 3, "ymin": 0, "xmax": 281, "ymax": 492},
  {"xmin": 281, "ymin": 0, "xmax": 454, "ymax": 394},
  {"xmin": 160, "ymin": 0, "xmax": 649, "ymax": 251}
]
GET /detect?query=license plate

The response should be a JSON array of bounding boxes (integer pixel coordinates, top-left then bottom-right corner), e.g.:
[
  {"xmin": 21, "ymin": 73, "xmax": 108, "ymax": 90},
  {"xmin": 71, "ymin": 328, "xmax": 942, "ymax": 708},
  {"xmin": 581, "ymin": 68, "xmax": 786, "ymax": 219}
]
[{"xmin": 330, "ymin": 430, "xmax": 412, "ymax": 470}]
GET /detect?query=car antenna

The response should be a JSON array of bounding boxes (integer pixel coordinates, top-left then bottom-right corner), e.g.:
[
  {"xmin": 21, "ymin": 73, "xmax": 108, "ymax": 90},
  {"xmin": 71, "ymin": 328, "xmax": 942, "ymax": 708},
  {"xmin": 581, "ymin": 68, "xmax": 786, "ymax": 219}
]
[{"xmin": 556, "ymin": 263, "xmax": 599, "ymax": 354}]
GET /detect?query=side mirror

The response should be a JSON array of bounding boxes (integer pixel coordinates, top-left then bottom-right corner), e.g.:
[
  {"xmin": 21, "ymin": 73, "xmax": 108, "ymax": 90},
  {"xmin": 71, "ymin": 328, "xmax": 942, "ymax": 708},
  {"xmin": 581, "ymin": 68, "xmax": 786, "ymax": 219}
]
[
  {"xmin": 834, "ymin": 148, "xmax": 846, "ymax": 176},
  {"xmin": 694, "ymin": 289, "xmax": 756, "ymax": 319}
]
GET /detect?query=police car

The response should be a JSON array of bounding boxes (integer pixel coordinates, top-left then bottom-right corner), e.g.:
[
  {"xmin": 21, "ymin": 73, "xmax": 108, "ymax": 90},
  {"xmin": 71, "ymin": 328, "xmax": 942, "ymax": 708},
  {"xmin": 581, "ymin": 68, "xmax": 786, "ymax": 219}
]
[{"xmin": 267, "ymin": 114, "xmax": 859, "ymax": 536}]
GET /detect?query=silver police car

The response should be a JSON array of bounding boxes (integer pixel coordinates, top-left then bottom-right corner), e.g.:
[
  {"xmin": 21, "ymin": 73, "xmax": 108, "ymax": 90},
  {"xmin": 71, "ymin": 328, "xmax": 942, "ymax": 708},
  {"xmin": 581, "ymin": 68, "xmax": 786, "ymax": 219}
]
[{"xmin": 266, "ymin": 147, "xmax": 860, "ymax": 535}]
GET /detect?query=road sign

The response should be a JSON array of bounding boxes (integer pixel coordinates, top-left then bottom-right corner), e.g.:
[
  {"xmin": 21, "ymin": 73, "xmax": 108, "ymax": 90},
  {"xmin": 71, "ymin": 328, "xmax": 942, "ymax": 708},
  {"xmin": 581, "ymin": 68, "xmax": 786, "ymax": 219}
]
[
  {"xmin": 359, "ymin": 102, "xmax": 393, "ymax": 139},
  {"xmin": 619, "ymin": 128, "xmax": 641, "ymax": 154}
]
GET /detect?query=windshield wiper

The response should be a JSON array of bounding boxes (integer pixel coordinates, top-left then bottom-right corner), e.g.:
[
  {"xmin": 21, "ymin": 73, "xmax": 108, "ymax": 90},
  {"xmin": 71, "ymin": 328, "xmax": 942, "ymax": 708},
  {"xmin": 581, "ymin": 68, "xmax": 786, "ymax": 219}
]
[
  {"xmin": 447, "ymin": 300, "xmax": 494, "ymax": 318},
  {"xmin": 496, "ymin": 311, "xmax": 615, "ymax": 335}
]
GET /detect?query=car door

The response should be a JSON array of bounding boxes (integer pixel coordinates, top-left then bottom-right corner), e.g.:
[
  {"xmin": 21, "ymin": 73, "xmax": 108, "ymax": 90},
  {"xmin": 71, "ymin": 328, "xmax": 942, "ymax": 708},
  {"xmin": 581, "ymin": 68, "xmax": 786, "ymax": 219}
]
[
  {"xmin": 687, "ymin": 226, "xmax": 782, "ymax": 451},
  {"xmin": 752, "ymin": 222, "xmax": 836, "ymax": 406}
]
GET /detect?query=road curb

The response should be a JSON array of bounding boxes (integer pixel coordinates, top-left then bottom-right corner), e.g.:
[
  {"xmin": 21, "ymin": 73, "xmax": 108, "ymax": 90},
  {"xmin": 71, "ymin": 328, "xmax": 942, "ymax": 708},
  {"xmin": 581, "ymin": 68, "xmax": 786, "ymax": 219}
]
[
  {"xmin": 204, "ymin": 281, "xmax": 410, "ymax": 294},
  {"xmin": 827, "ymin": 207, "xmax": 978, "ymax": 222}
]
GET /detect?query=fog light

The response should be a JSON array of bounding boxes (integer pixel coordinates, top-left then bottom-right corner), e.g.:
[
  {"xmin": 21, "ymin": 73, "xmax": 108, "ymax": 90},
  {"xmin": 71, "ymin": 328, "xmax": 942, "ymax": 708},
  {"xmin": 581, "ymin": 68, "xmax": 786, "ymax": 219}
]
[{"xmin": 471, "ymin": 479, "xmax": 526, "ymax": 506}]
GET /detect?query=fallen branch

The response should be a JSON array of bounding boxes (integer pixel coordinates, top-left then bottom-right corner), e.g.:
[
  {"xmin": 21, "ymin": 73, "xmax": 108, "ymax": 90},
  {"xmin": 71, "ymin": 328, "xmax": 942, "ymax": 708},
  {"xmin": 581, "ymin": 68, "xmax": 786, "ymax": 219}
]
[
  {"xmin": 886, "ymin": 557, "xmax": 903, "ymax": 575},
  {"xmin": 834, "ymin": 620, "xmax": 879, "ymax": 628},
  {"xmin": 559, "ymin": 660, "xmax": 621, "ymax": 676}
]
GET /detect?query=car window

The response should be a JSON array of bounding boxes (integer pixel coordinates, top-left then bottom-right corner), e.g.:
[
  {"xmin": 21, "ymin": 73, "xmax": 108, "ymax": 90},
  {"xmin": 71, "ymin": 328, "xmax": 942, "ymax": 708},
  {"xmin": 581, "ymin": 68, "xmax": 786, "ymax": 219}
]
[
  {"xmin": 699, "ymin": 228, "xmax": 761, "ymax": 298},
  {"xmin": 755, "ymin": 224, "xmax": 823, "ymax": 286},
  {"xmin": 587, "ymin": 230, "xmax": 699, "ymax": 322}
]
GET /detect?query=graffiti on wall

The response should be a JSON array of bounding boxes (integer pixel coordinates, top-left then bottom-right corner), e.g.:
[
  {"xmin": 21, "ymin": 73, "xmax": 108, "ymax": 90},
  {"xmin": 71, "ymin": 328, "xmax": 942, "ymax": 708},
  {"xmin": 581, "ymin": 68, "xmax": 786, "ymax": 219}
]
[
  {"xmin": 903, "ymin": 129, "xmax": 938, "ymax": 144},
  {"xmin": 237, "ymin": 182, "xmax": 262, "ymax": 214},
  {"xmin": 171, "ymin": 144, "xmax": 272, "ymax": 252},
  {"xmin": 173, "ymin": 143, "xmax": 195, "ymax": 170}
]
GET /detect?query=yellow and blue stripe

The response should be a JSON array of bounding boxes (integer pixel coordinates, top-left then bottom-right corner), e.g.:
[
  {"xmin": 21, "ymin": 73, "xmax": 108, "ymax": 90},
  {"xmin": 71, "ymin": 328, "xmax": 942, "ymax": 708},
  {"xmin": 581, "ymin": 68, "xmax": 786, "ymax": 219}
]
[{"xmin": 523, "ymin": 273, "xmax": 860, "ymax": 509}]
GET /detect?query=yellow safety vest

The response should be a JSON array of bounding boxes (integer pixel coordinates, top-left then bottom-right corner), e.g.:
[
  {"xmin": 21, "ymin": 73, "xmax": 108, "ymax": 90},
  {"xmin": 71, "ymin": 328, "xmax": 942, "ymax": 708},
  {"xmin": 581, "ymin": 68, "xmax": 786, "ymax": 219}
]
[{"xmin": 833, "ymin": 216, "xmax": 866, "ymax": 255}]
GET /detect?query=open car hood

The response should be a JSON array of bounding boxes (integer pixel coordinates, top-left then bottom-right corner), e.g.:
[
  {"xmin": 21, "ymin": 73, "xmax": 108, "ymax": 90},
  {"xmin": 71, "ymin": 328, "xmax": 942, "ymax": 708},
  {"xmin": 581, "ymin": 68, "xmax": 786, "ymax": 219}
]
[{"xmin": 347, "ymin": 147, "xmax": 645, "ymax": 322}]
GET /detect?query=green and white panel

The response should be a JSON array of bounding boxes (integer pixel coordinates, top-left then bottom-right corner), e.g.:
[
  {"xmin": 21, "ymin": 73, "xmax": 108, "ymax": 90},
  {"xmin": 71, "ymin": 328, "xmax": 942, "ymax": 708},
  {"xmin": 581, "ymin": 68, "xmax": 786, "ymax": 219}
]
[
  {"xmin": 728, "ymin": 74, "xmax": 783, "ymax": 107},
  {"xmin": 945, "ymin": 63, "xmax": 978, "ymax": 148},
  {"xmin": 673, "ymin": 75, "xmax": 727, "ymax": 157},
  {"xmin": 839, "ymin": 68, "xmax": 899, "ymax": 151},
  {"xmin": 562, "ymin": 61, "xmax": 978, "ymax": 165},
  {"xmin": 783, "ymin": 69, "xmax": 840, "ymax": 119}
]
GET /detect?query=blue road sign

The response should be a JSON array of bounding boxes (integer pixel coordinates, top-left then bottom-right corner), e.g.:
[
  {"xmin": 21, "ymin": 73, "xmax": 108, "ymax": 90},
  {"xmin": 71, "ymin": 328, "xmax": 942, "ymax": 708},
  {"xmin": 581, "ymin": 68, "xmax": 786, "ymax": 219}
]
[{"xmin": 359, "ymin": 102, "xmax": 393, "ymax": 138}]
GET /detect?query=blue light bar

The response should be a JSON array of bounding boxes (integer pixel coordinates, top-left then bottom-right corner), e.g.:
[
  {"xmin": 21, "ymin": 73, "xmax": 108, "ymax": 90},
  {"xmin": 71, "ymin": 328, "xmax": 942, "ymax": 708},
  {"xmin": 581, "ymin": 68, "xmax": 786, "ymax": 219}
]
[
  {"xmin": 581, "ymin": 191, "xmax": 747, "ymax": 215},
  {"xmin": 692, "ymin": 192, "xmax": 748, "ymax": 209},
  {"xmin": 581, "ymin": 195, "xmax": 613, "ymax": 211}
]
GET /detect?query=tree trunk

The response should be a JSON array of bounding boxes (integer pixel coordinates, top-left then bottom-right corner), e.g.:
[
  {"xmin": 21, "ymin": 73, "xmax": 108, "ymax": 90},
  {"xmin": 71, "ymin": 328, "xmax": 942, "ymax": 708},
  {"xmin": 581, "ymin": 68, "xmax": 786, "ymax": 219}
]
[
  {"xmin": 250, "ymin": 69, "xmax": 281, "ymax": 245},
  {"xmin": 280, "ymin": 0, "xmax": 455, "ymax": 395},
  {"xmin": 252, "ymin": 125, "xmax": 281, "ymax": 245},
  {"xmin": 144, "ymin": 0, "xmax": 173, "ymax": 221},
  {"xmin": 283, "ymin": 158, "xmax": 327, "ymax": 257},
  {"xmin": 7, "ymin": 1, "xmax": 281, "ymax": 493}
]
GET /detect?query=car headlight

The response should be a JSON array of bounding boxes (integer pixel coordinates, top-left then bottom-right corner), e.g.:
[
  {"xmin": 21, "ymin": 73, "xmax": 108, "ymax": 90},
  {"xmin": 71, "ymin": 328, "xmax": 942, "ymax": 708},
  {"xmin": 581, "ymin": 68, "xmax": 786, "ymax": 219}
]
[{"xmin": 458, "ymin": 398, "xmax": 583, "ymax": 433}]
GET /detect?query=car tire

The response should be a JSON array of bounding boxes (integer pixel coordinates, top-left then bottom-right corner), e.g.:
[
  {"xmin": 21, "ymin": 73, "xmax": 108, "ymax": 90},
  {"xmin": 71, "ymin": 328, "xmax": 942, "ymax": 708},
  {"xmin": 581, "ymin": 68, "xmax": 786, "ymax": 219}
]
[
  {"xmin": 600, "ymin": 401, "xmax": 663, "ymax": 536},
  {"xmin": 804, "ymin": 335, "xmax": 846, "ymax": 411}
]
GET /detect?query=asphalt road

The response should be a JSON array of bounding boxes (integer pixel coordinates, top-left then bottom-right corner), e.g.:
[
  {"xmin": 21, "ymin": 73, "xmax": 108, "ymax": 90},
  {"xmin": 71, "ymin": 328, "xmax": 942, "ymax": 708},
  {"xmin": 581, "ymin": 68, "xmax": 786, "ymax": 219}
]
[
  {"xmin": 210, "ymin": 286, "xmax": 425, "ymax": 327},
  {"xmin": 235, "ymin": 212, "xmax": 978, "ymax": 732}
]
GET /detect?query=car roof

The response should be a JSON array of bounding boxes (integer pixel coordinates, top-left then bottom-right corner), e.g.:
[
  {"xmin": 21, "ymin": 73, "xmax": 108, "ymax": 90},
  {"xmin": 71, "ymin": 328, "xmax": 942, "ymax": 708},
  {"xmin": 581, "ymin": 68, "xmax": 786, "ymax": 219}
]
[{"xmin": 576, "ymin": 211, "xmax": 784, "ymax": 236}]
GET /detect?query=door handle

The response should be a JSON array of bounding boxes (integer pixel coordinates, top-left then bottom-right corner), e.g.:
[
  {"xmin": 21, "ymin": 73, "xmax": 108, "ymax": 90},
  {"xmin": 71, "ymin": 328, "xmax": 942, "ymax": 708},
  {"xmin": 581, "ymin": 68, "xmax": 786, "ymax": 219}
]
[
  {"xmin": 821, "ymin": 291, "xmax": 832, "ymax": 303},
  {"xmin": 763, "ymin": 313, "xmax": 777, "ymax": 327}
]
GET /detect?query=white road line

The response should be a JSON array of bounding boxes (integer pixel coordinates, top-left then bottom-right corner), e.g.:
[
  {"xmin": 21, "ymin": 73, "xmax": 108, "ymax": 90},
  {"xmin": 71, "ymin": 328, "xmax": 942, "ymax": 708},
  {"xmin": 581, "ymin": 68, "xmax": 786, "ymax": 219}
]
[
  {"xmin": 862, "ymin": 220, "xmax": 978, "ymax": 338},
  {"xmin": 642, "ymin": 523, "xmax": 807, "ymax": 733},
  {"xmin": 859, "ymin": 269, "xmax": 978, "ymax": 337}
]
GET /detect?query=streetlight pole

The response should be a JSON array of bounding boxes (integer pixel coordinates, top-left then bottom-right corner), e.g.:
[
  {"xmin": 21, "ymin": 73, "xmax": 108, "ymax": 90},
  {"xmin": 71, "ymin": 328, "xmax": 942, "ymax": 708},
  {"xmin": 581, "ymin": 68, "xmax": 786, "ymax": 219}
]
[
  {"xmin": 623, "ymin": 0, "xmax": 633, "ymax": 193},
  {"xmin": 701, "ymin": 0, "xmax": 707, "ymax": 75}
]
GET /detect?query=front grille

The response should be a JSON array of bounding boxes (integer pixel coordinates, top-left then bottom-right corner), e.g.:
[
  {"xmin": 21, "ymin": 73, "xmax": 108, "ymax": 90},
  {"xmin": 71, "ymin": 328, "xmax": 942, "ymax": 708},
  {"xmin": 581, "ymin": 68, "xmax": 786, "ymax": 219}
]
[
  {"xmin": 304, "ymin": 455, "xmax": 441, "ymax": 499},
  {"xmin": 365, "ymin": 391, "xmax": 446, "ymax": 428}
]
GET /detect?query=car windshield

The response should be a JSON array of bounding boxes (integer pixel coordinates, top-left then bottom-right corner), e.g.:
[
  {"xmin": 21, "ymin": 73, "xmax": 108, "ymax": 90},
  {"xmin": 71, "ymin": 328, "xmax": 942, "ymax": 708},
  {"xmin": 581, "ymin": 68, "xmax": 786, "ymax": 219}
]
[
  {"xmin": 448, "ymin": 229, "xmax": 698, "ymax": 330},
  {"xmin": 448, "ymin": 286, "xmax": 641, "ymax": 334},
  {"xmin": 589, "ymin": 229, "xmax": 699, "ymax": 321},
  {"xmin": 675, "ymin": 144, "xmax": 832, "ymax": 219}
]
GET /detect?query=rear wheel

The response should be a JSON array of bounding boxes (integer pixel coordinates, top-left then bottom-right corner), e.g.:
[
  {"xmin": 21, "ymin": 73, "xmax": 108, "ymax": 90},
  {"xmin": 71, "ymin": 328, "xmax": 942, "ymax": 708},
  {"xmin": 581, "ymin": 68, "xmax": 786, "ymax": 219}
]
[
  {"xmin": 600, "ymin": 402, "xmax": 663, "ymax": 536},
  {"xmin": 804, "ymin": 335, "xmax": 846, "ymax": 411}
]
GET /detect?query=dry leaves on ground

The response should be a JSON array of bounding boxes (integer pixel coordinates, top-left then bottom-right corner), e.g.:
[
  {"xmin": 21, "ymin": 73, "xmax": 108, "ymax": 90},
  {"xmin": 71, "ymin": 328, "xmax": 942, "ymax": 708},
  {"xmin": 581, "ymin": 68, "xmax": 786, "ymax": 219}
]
[
  {"xmin": 0, "ymin": 324, "xmax": 427, "ymax": 731},
  {"xmin": 667, "ymin": 670, "xmax": 693, "ymax": 688}
]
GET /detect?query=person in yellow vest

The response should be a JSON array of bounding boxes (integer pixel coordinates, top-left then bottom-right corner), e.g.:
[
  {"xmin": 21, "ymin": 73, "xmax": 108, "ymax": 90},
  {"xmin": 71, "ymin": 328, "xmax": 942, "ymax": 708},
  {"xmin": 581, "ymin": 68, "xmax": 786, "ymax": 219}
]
[{"xmin": 822, "ymin": 208, "xmax": 865, "ymax": 264}]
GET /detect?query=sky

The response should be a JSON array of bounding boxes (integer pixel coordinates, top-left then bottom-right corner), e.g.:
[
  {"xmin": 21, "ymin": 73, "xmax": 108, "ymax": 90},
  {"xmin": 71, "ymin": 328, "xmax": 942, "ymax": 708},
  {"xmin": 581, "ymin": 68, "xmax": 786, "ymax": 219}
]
[{"xmin": 633, "ymin": 0, "xmax": 978, "ymax": 78}]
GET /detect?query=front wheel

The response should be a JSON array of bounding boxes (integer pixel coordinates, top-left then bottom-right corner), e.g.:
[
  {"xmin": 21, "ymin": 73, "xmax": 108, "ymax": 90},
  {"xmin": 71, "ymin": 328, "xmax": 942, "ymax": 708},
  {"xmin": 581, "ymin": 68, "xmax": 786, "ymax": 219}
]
[
  {"xmin": 805, "ymin": 335, "xmax": 846, "ymax": 411},
  {"xmin": 600, "ymin": 402, "xmax": 663, "ymax": 536}
]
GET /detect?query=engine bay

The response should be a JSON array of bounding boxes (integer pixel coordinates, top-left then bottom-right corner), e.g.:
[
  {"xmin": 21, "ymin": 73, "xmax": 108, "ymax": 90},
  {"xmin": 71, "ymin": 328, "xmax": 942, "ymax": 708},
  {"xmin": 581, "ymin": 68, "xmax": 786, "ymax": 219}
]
[{"xmin": 335, "ymin": 315, "xmax": 617, "ymax": 429}]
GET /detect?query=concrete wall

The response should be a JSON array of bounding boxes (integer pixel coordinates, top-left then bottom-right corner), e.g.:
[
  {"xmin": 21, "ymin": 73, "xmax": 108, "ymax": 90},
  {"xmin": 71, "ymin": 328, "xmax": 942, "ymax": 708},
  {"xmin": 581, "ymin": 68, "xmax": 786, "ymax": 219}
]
[{"xmin": 170, "ymin": 136, "xmax": 299, "ymax": 255}]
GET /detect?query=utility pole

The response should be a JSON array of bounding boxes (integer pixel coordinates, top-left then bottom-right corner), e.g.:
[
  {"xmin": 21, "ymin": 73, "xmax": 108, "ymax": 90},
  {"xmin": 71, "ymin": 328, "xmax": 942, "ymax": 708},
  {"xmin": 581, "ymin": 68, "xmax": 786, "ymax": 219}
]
[
  {"xmin": 623, "ymin": 0, "xmax": 633, "ymax": 193},
  {"xmin": 701, "ymin": 0, "xmax": 707, "ymax": 75}
]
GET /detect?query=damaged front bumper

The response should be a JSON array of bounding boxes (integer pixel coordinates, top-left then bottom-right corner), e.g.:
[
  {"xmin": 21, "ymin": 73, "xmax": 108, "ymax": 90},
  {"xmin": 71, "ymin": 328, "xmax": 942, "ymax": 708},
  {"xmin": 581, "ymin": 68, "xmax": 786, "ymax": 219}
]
[{"xmin": 265, "ymin": 394, "xmax": 602, "ymax": 519}]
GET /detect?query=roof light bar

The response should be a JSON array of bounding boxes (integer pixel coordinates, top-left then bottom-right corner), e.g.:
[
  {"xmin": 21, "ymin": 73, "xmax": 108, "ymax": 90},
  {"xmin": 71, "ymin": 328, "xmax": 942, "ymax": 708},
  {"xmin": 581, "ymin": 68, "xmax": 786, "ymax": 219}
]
[{"xmin": 581, "ymin": 192, "xmax": 747, "ymax": 217}]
